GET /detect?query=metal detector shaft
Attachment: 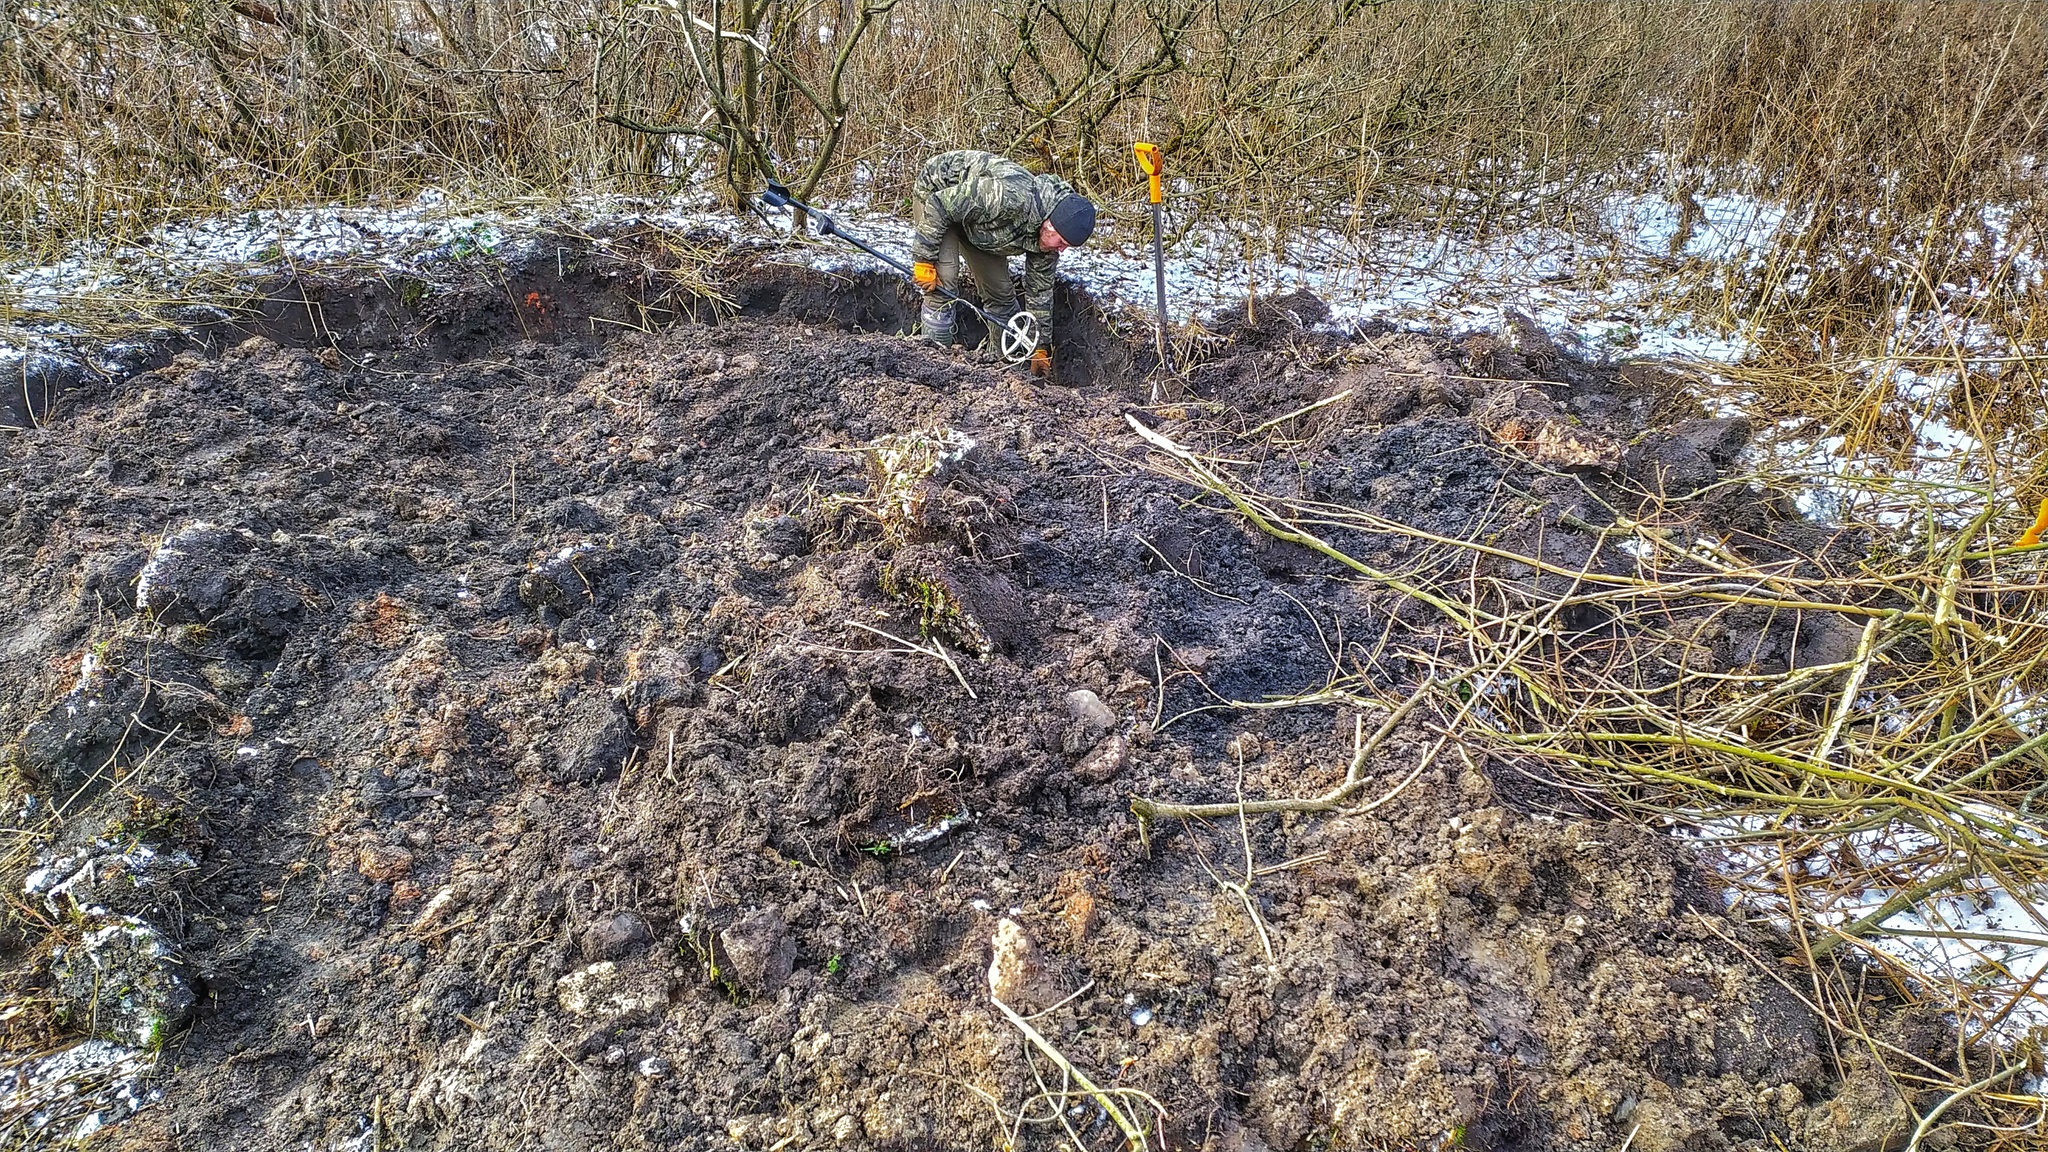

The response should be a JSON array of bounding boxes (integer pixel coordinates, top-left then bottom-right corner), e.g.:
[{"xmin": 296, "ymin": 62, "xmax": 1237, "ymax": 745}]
[
  {"xmin": 758, "ymin": 181, "xmax": 1040, "ymax": 360},
  {"xmin": 1150, "ymin": 203, "xmax": 1170, "ymax": 369}
]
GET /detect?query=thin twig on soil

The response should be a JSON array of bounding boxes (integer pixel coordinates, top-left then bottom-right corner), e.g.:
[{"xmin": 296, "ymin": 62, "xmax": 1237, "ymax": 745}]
[
  {"xmin": 1242, "ymin": 388, "xmax": 1354, "ymax": 439},
  {"xmin": 844, "ymin": 619, "xmax": 976, "ymax": 698},
  {"xmin": 989, "ymin": 994, "xmax": 1162, "ymax": 1152},
  {"xmin": 1130, "ymin": 682, "xmax": 1431, "ymax": 821}
]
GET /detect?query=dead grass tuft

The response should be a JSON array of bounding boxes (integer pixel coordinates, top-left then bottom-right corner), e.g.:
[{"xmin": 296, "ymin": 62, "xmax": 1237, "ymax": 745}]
[{"xmin": 1128, "ymin": 403, "xmax": 2048, "ymax": 1141}]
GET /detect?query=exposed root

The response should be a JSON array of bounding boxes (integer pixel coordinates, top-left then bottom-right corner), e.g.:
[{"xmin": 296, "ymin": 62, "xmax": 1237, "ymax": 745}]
[{"xmin": 989, "ymin": 994, "xmax": 1164, "ymax": 1152}]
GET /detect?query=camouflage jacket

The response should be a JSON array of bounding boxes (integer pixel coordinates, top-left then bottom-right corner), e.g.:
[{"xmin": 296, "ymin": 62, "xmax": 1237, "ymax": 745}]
[{"xmin": 909, "ymin": 149, "xmax": 1075, "ymax": 317}]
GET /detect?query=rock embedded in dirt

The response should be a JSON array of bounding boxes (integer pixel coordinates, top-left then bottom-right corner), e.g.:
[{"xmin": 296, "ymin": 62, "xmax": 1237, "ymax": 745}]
[
  {"xmin": 51, "ymin": 917, "xmax": 196, "ymax": 1048},
  {"xmin": 718, "ymin": 908, "xmax": 796, "ymax": 997},
  {"xmin": 553, "ymin": 961, "xmax": 668, "ymax": 1021},
  {"xmin": 583, "ymin": 911, "xmax": 653, "ymax": 961},
  {"xmin": 1059, "ymin": 887, "xmax": 1099, "ymax": 944},
  {"xmin": 986, "ymin": 917, "xmax": 1063, "ymax": 1014},
  {"xmin": 1623, "ymin": 1093, "xmax": 1717, "ymax": 1152},
  {"xmin": 1063, "ymin": 688, "xmax": 1116, "ymax": 734},
  {"xmin": 1062, "ymin": 688, "xmax": 1120, "ymax": 756},
  {"xmin": 1074, "ymin": 734, "xmax": 1130, "ymax": 783}
]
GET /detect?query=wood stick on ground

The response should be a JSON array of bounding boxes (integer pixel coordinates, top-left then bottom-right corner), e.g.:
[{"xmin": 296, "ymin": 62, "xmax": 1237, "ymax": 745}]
[
  {"xmin": 990, "ymin": 995, "xmax": 1160, "ymax": 1151},
  {"xmin": 845, "ymin": 619, "xmax": 976, "ymax": 699}
]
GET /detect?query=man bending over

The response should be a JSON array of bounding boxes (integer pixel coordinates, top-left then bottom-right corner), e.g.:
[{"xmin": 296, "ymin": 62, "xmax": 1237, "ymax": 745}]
[{"xmin": 908, "ymin": 149, "xmax": 1096, "ymax": 377}]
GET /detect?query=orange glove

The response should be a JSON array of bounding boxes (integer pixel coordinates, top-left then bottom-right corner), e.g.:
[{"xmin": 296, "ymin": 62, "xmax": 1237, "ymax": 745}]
[
  {"xmin": 912, "ymin": 261, "xmax": 938, "ymax": 291},
  {"xmin": 1028, "ymin": 348, "xmax": 1052, "ymax": 377}
]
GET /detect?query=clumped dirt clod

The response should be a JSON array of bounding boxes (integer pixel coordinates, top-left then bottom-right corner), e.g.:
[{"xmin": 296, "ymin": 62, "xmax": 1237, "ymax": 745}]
[{"xmin": 0, "ymin": 252, "xmax": 1944, "ymax": 1151}]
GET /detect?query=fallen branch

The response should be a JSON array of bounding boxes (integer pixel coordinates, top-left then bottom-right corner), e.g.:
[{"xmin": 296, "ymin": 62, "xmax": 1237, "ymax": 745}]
[{"xmin": 1809, "ymin": 863, "xmax": 1978, "ymax": 959}]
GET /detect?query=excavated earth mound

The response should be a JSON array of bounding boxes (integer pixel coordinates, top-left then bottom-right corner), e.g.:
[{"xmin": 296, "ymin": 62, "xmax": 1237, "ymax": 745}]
[{"xmin": 0, "ymin": 244, "xmax": 1939, "ymax": 1151}]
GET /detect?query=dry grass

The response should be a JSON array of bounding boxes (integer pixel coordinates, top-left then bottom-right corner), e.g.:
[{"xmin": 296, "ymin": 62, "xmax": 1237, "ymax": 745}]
[
  {"xmin": 1127, "ymin": 399, "xmax": 2048, "ymax": 1143},
  {"xmin": 4, "ymin": 3, "xmax": 2040, "ymax": 417},
  {"xmin": 6, "ymin": 3, "xmax": 2043, "ymax": 396},
  {"xmin": 5, "ymin": 4, "xmax": 2043, "ymax": 250}
]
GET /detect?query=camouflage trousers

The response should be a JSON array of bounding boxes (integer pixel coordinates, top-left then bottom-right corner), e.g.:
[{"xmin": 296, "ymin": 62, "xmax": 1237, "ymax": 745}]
[{"xmin": 917, "ymin": 226, "xmax": 1019, "ymax": 349}]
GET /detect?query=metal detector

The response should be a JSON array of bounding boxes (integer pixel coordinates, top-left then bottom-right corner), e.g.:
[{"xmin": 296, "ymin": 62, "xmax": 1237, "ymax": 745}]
[{"xmin": 757, "ymin": 180, "xmax": 1042, "ymax": 364}]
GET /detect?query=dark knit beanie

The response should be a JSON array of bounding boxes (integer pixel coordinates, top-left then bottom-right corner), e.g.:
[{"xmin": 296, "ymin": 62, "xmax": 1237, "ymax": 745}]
[{"xmin": 1048, "ymin": 194, "xmax": 1096, "ymax": 246}]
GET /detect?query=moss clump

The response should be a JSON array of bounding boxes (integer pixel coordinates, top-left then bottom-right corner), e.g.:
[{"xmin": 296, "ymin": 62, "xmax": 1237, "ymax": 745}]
[{"xmin": 880, "ymin": 561, "xmax": 994, "ymax": 659}]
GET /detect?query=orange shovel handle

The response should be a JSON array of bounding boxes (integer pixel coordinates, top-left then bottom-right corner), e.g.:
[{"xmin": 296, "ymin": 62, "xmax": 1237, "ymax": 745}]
[{"xmin": 1133, "ymin": 142, "xmax": 1163, "ymax": 204}]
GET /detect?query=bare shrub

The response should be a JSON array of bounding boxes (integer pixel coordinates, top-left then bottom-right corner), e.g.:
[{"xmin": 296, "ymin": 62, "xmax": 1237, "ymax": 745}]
[{"xmin": 3, "ymin": 0, "xmax": 2044, "ymax": 362}]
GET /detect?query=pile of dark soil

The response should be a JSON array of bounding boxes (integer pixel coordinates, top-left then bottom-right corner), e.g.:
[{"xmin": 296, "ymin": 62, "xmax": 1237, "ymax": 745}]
[{"xmin": 0, "ymin": 246, "xmax": 1940, "ymax": 1151}]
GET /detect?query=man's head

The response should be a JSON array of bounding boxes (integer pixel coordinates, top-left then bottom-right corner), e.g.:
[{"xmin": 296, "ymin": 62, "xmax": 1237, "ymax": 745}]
[{"xmin": 1041, "ymin": 193, "xmax": 1096, "ymax": 252}]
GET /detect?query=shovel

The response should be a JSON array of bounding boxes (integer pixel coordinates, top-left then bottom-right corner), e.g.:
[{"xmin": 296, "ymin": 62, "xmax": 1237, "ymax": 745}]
[
  {"xmin": 757, "ymin": 180, "xmax": 1043, "ymax": 365},
  {"xmin": 1133, "ymin": 142, "xmax": 1172, "ymax": 397}
]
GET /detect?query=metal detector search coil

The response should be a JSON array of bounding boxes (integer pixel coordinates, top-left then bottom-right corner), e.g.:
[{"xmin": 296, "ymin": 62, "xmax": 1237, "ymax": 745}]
[
  {"xmin": 996, "ymin": 311, "xmax": 1041, "ymax": 363},
  {"xmin": 759, "ymin": 180, "xmax": 1040, "ymax": 365}
]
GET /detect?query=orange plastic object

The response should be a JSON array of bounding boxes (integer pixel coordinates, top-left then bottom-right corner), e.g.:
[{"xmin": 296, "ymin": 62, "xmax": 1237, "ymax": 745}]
[
  {"xmin": 1133, "ymin": 142, "xmax": 1163, "ymax": 204},
  {"xmin": 2019, "ymin": 497, "xmax": 2048, "ymax": 547}
]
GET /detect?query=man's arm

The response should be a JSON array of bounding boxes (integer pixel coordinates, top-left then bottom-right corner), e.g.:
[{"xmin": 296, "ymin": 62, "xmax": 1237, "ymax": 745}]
[
  {"xmin": 909, "ymin": 191, "xmax": 951, "ymax": 267},
  {"xmin": 1021, "ymin": 250, "xmax": 1057, "ymax": 345}
]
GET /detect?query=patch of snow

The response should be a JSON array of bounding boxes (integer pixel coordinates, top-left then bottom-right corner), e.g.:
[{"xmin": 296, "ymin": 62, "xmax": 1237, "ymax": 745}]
[
  {"xmin": 0, "ymin": 1039, "xmax": 158, "ymax": 1143},
  {"xmin": 1702, "ymin": 816, "xmax": 2048, "ymax": 1040},
  {"xmin": 132, "ymin": 521, "xmax": 218, "ymax": 611},
  {"xmin": 25, "ymin": 841, "xmax": 198, "ymax": 917}
]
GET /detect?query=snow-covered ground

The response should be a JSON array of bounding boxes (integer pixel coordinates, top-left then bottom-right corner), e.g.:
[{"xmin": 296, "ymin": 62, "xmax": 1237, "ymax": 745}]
[
  {"xmin": 1704, "ymin": 813, "xmax": 2048, "ymax": 1049},
  {"xmin": 3, "ymin": 182, "xmax": 1776, "ymax": 367},
  {"xmin": 0, "ymin": 1038, "xmax": 157, "ymax": 1143}
]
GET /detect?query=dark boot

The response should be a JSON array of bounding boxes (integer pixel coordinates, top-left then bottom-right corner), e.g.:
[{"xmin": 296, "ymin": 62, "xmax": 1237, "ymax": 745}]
[{"xmin": 918, "ymin": 298, "xmax": 956, "ymax": 347}]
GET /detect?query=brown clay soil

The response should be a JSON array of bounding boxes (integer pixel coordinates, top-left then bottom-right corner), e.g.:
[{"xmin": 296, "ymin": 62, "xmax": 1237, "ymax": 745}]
[{"xmin": 0, "ymin": 236, "xmax": 1950, "ymax": 1151}]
